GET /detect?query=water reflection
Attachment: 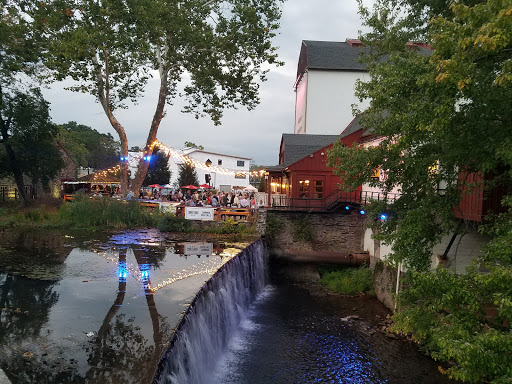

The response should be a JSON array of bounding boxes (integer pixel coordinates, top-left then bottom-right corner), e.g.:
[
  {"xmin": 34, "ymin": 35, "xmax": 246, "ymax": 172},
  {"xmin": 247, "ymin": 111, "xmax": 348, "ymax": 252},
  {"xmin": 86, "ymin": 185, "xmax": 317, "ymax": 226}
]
[{"xmin": 0, "ymin": 229, "xmax": 244, "ymax": 384}]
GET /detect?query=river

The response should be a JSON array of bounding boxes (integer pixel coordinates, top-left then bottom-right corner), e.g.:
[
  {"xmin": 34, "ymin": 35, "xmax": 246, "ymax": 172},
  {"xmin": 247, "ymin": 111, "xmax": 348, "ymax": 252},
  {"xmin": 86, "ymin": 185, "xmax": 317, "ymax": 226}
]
[{"xmin": 0, "ymin": 229, "xmax": 455, "ymax": 384}]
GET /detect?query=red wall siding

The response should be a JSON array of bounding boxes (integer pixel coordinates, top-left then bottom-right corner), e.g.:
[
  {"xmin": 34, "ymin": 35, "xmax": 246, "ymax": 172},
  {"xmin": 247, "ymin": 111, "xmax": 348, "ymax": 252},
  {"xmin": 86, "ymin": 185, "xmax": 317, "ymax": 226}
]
[{"xmin": 455, "ymin": 172, "xmax": 484, "ymax": 222}]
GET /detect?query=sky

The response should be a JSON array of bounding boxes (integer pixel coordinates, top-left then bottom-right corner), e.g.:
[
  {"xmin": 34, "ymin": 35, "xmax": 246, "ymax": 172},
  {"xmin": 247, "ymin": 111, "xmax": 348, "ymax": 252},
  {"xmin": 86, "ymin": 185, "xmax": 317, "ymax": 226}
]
[{"xmin": 42, "ymin": 0, "xmax": 375, "ymax": 166}]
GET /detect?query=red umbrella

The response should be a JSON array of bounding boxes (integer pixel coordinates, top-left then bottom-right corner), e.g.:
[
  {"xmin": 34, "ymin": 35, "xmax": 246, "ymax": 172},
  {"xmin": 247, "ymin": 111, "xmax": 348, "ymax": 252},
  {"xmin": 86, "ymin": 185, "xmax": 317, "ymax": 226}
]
[
  {"xmin": 199, "ymin": 184, "xmax": 212, "ymax": 188},
  {"xmin": 148, "ymin": 184, "xmax": 164, "ymax": 188},
  {"xmin": 181, "ymin": 185, "xmax": 199, "ymax": 189}
]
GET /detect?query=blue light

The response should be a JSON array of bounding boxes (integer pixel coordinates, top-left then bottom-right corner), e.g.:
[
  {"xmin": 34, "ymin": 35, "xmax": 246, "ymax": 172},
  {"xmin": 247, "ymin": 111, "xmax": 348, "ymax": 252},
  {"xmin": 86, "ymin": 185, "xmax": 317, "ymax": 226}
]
[
  {"xmin": 380, "ymin": 214, "xmax": 388, "ymax": 220},
  {"xmin": 118, "ymin": 260, "xmax": 127, "ymax": 282},
  {"xmin": 345, "ymin": 205, "xmax": 350, "ymax": 210},
  {"xmin": 143, "ymin": 156, "xmax": 152, "ymax": 162},
  {"xmin": 120, "ymin": 156, "xmax": 127, "ymax": 161},
  {"xmin": 360, "ymin": 210, "xmax": 366, "ymax": 215}
]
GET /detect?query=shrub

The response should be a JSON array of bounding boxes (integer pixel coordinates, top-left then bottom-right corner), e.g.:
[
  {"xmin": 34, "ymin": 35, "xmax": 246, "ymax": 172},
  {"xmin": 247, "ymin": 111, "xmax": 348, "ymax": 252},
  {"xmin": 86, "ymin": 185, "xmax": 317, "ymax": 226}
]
[
  {"xmin": 157, "ymin": 214, "xmax": 193, "ymax": 232},
  {"xmin": 58, "ymin": 195, "xmax": 158, "ymax": 228},
  {"xmin": 319, "ymin": 265, "xmax": 374, "ymax": 295}
]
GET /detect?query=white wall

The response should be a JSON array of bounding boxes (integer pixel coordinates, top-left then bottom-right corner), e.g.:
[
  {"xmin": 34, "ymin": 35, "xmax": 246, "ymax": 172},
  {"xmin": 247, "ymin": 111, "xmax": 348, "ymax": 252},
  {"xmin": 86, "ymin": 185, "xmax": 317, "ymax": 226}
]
[
  {"xmin": 303, "ymin": 70, "xmax": 370, "ymax": 135},
  {"xmin": 169, "ymin": 151, "xmax": 250, "ymax": 190},
  {"xmin": 294, "ymin": 73, "xmax": 308, "ymax": 134}
]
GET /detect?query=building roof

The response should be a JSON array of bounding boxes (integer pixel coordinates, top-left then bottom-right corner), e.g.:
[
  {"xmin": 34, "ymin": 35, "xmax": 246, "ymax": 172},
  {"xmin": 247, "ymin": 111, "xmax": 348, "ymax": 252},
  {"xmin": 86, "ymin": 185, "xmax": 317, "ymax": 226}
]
[
  {"xmin": 296, "ymin": 39, "xmax": 432, "ymax": 86},
  {"xmin": 280, "ymin": 134, "xmax": 340, "ymax": 167},
  {"xmin": 77, "ymin": 166, "xmax": 120, "ymax": 183},
  {"xmin": 296, "ymin": 40, "xmax": 368, "ymax": 81},
  {"xmin": 182, "ymin": 148, "xmax": 251, "ymax": 161}
]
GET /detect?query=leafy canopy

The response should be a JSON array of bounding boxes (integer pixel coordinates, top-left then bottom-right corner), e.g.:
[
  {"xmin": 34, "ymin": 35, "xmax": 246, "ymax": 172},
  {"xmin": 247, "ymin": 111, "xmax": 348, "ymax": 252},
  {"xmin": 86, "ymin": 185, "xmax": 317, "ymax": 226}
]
[{"xmin": 328, "ymin": 0, "xmax": 512, "ymax": 271}]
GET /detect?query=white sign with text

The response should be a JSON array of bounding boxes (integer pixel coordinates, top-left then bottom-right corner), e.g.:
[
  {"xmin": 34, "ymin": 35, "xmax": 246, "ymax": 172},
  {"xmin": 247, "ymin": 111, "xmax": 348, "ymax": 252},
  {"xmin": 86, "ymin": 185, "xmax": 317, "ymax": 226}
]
[
  {"xmin": 184, "ymin": 243, "xmax": 214, "ymax": 256},
  {"xmin": 185, "ymin": 207, "xmax": 215, "ymax": 221}
]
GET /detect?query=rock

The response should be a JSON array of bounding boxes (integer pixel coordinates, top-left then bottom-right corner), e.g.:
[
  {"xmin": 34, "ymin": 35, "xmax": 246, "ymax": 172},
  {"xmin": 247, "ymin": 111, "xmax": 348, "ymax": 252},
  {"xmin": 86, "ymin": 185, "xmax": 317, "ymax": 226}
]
[{"xmin": 384, "ymin": 332, "xmax": 398, "ymax": 339}]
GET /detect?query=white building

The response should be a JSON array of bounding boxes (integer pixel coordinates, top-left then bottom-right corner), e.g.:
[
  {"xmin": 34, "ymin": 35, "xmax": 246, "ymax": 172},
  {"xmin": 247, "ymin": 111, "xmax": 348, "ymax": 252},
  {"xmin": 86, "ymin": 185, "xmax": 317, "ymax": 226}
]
[
  {"xmin": 169, "ymin": 148, "xmax": 251, "ymax": 192},
  {"xmin": 294, "ymin": 39, "xmax": 371, "ymax": 135}
]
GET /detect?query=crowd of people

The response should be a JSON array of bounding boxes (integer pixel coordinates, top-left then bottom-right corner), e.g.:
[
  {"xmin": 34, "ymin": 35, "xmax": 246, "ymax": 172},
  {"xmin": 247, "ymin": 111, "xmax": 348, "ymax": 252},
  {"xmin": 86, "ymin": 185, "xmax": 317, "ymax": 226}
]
[{"xmin": 137, "ymin": 187, "xmax": 263, "ymax": 209}]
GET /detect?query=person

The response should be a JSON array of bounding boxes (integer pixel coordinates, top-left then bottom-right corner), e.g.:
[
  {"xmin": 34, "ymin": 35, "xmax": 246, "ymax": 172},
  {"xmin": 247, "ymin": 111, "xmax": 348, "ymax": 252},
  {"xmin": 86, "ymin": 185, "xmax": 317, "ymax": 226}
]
[
  {"xmin": 126, "ymin": 190, "xmax": 135, "ymax": 200},
  {"xmin": 139, "ymin": 189, "xmax": 144, "ymax": 199},
  {"xmin": 233, "ymin": 193, "xmax": 239, "ymax": 208},
  {"xmin": 211, "ymin": 194, "xmax": 219, "ymax": 207},
  {"xmin": 239, "ymin": 194, "xmax": 249, "ymax": 208}
]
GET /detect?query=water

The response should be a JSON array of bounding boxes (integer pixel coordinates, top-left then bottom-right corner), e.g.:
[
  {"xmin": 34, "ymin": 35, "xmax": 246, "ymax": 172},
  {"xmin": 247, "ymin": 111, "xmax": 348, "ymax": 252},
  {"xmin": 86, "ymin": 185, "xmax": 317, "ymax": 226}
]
[
  {"xmin": 0, "ymin": 229, "xmax": 249, "ymax": 384},
  {"xmin": 0, "ymin": 229, "xmax": 456, "ymax": 384}
]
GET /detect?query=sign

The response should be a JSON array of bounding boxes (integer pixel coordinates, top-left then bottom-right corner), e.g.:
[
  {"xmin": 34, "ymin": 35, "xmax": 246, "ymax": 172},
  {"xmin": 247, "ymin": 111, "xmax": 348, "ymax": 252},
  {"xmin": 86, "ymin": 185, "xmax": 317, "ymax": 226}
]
[
  {"xmin": 184, "ymin": 243, "xmax": 214, "ymax": 256},
  {"xmin": 185, "ymin": 207, "xmax": 215, "ymax": 221}
]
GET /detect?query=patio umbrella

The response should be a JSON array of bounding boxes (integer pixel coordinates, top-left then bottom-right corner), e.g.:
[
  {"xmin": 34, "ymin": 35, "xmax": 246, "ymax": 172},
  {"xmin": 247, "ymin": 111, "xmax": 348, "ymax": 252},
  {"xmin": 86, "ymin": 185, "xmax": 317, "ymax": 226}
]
[
  {"xmin": 244, "ymin": 184, "xmax": 258, "ymax": 192},
  {"xmin": 148, "ymin": 184, "xmax": 164, "ymax": 188},
  {"xmin": 181, "ymin": 185, "xmax": 199, "ymax": 189},
  {"xmin": 199, "ymin": 184, "xmax": 212, "ymax": 188}
]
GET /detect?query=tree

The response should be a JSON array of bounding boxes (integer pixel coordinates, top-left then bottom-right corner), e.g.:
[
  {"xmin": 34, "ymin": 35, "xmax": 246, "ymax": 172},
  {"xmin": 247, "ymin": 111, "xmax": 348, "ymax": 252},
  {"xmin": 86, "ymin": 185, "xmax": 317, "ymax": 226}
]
[
  {"xmin": 184, "ymin": 141, "xmax": 204, "ymax": 150},
  {"xmin": 143, "ymin": 146, "xmax": 171, "ymax": 186},
  {"xmin": 0, "ymin": 89, "xmax": 64, "ymax": 202},
  {"xmin": 328, "ymin": 0, "xmax": 512, "ymax": 271},
  {"xmin": 57, "ymin": 121, "xmax": 119, "ymax": 169},
  {"xmin": 1, "ymin": 2, "xmax": 63, "ymax": 203},
  {"xmin": 176, "ymin": 163, "xmax": 199, "ymax": 188},
  {"xmin": 327, "ymin": 1, "xmax": 512, "ymax": 382},
  {"xmin": 32, "ymin": 0, "xmax": 284, "ymax": 195}
]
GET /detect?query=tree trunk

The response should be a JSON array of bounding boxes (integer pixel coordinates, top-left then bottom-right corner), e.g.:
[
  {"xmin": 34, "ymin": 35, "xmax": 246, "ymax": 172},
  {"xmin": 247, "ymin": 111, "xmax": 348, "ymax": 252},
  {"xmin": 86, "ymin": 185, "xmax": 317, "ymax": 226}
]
[
  {"xmin": 0, "ymin": 120, "xmax": 28, "ymax": 204},
  {"xmin": 131, "ymin": 69, "xmax": 169, "ymax": 194}
]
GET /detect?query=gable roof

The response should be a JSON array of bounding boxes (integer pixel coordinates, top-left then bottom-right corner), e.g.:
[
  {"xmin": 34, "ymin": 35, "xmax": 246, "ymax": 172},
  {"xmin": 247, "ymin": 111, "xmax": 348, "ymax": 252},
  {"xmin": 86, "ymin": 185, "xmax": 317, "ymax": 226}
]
[
  {"xmin": 297, "ymin": 40, "xmax": 368, "ymax": 80},
  {"xmin": 280, "ymin": 134, "xmax": 340, "ymax": 167}
]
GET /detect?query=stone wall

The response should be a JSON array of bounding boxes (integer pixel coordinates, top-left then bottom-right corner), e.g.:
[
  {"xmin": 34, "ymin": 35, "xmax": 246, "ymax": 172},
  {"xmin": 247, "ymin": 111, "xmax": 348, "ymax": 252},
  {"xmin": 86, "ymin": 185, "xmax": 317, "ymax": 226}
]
[{"xmin": 263, "ymin": 209, "xmax": 365, "ymax": 254}]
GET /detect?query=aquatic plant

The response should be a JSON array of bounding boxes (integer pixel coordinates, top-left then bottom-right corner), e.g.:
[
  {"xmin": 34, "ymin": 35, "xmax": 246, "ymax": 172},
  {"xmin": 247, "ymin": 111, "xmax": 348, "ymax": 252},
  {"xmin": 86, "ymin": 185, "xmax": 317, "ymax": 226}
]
[
  {"xmin": 157, "ymin": 214, "xmax": 193, "ymax": 233},
  {"xmin": 319, "ymin": 265, "xmax": 374, "ymax": 295}
]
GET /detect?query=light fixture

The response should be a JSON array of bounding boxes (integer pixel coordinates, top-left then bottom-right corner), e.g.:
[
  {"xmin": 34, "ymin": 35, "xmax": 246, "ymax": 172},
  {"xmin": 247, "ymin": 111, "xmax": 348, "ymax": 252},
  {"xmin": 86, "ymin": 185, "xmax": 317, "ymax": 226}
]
[
  {"xmin": 380, "ymin": 214, "xmax": 388, "ymax": 221},
  {"xmin": 205, "ymin": 159, "xmax": 212, "ymax": 167},
  {"xmin": 360, "ymin": 209, "xmax": 366, "ymax": 215}
]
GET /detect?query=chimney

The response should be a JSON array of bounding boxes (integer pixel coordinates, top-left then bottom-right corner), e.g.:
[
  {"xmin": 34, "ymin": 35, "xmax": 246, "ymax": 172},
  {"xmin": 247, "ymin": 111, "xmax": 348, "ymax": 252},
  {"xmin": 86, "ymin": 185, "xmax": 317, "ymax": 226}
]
[{"xmin": 346, "ymin": 38, "xmax": 363, "ymax": 47}]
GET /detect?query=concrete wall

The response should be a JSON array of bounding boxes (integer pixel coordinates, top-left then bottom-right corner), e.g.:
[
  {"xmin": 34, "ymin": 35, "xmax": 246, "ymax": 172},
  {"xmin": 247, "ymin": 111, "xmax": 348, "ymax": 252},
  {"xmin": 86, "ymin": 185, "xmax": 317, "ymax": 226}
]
[{"xmin": 364, "ymin": 223, "xmax": 489, "ymax": 274}]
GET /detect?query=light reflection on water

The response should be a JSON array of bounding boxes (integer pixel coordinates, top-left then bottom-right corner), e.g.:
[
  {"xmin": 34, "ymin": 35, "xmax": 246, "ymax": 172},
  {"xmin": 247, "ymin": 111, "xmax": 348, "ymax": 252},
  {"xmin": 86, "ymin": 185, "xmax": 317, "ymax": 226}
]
[{"xmin": 0, "ymin": 229, "xmax": 245, "ymax": 384}]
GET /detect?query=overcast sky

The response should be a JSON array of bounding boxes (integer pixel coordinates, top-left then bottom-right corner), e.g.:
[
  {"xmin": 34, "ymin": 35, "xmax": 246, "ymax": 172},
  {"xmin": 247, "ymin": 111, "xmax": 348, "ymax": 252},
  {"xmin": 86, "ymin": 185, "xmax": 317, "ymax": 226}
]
[{"xmin": 42, "ymin": 0, "xmax": 375, "ymax": 166}]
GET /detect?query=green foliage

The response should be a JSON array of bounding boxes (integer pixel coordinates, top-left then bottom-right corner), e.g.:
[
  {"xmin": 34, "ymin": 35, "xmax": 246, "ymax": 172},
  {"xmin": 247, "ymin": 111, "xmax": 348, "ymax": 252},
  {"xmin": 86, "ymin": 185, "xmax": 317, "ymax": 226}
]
[
  {"xmin": 319, "ymin": 265, "xmax": 374, "ymax": 295},
  {"xmin": 327, "ymin": 0, "xmax": 512, "ymax": 271},
  {"xmin": 207, "ymin": 217, "xmax": 254, "ymax": 235},
  {"xmin": 184, "ymin": 141, "xmax": 204, "ymax": 150},
  {"xmin": 291, "ymin": 214, "xmax": 314, "ymax": 242},
  {"xmin": 157, "ymin": 214, "xmax": 193, "ymax": 233},
  {"xmin": 57, "ymin": 121, "xmax": 119, "ymax": 169},
  {"xmin": 393, "ymin": 265, "xmax": 512, "ymax": 383},
  {"xmin": 265, "ymin": 212, "xmax": 283, "ymax": 241},
  {"xmin": 0, "ymin": 89, "xmax": 65, "ymax": 196},
  {"xmin": 176, "ymin": 163, "xmax": 199, "ymax": 188},
  {"xmin": 58, "ymin": 195, "xmax": 158, "ymax": 229},
  {"xmin": 143, "ymin": 146, "xmax": 171, "ymax": 186}
]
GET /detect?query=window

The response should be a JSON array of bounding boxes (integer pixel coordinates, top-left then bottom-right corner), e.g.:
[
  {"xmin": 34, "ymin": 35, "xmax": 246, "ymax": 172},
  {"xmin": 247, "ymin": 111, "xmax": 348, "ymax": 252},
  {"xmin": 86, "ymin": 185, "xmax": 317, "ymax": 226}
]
[
  {"xmin": 313, "ymin": 180, "xmax": 323, "ymax": 198},
  {"xmin": 237, "ymin": 160, "xmax": 245, "ymax": 167},
  {"xmin": 218, "ymin": 159, "xmax": 222, "ymax": 166},
  {"xmin": 299, "ymin": 179, "xmax": 310, "ymax": 197},
  {"xmin": 371, "ymin": 168, "xmax": 380, "ymax": 180},
  {"xmin": 0, "ymin": 185, "xmax": 7, "ymax": 198}
]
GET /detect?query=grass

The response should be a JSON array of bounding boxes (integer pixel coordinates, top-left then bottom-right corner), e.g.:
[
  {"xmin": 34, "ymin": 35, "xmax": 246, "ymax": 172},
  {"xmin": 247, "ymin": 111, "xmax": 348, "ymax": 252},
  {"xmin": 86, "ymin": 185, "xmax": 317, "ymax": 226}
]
[{"xmin": 318, "ymin": 265, "xmax": 374, "ymax": 295}]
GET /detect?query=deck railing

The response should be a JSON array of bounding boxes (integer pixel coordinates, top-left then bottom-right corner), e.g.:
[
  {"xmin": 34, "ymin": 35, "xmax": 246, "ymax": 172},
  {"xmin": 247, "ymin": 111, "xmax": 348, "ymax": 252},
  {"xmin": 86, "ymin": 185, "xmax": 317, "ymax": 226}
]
[{"xmin": 272, "ymin": 190, "xmax": 401, "ymax": 211}]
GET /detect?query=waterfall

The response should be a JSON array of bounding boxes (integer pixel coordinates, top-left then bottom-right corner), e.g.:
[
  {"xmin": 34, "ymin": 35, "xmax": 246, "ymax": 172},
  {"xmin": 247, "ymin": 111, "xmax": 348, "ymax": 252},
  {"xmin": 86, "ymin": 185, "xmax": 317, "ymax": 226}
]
[{"xmin": 153, "ymin": 239, "xmax": 269, "ymax": 384}]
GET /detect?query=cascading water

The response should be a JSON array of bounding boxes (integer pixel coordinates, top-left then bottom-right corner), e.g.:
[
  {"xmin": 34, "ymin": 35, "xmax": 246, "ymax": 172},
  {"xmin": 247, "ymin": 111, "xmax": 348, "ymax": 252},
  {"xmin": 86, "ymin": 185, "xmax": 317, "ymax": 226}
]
[{"xmin": 154, "ymin": 239, "xmax": 269, "ymax": 384}]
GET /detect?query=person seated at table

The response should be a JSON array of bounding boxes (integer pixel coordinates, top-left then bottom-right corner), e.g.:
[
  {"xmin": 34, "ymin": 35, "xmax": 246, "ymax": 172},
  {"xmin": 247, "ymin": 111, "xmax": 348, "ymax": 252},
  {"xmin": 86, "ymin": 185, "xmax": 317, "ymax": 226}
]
[{"xmin": 185, "ymin": 198, "xmax": 195, "ymax": 207}]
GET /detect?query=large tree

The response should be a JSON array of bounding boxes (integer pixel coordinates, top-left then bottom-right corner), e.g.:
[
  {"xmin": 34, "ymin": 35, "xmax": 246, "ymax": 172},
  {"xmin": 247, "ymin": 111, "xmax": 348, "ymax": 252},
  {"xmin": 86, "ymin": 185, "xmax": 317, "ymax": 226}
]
[
  {"xmin": 57, "ymin": 121, "xmax": 119, "ymax": 169},
  {"xmin": 327, "ymin": 1, "xmax": 512, "ymax": 382},
  {"xmin": 32, "ymin": 0, "xmax": 283, "ymax": 195},
  {"xmin": 328, "ymin": 0, "xmax": 512, "ymax": 271},
  {"xmin": 0, "ymin": 3, "xmax": 63, "ymax": 203},
  {"xmin": 0, "ymin": 89, "xmax": 64, "ymax": 202}
]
